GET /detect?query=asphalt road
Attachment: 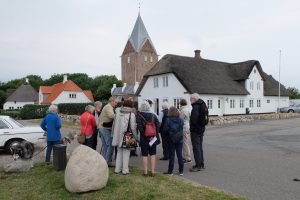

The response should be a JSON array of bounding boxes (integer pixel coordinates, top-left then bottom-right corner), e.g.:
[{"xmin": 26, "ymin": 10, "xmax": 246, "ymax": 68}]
[{"xmin": 131, "ymin": 118, "xmax": 300, "ymax": 200}]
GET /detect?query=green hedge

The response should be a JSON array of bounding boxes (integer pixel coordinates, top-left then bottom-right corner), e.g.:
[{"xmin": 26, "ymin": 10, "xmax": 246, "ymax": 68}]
[
  {"xmin": 20, "ymin": 105, "xmax": 49, "ymax": 119},
  {"xmin": 0, "ymin": 109, "xmax": 21, "ymax": 119},
  {"xmin": 57, "ymin": 103, "xmax": 93, "ymax": 115}
]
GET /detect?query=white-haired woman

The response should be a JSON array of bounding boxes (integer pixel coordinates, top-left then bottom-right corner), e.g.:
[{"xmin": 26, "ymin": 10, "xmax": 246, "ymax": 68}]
[
  {"xmin": 40, "ymin": 105, "xmax": 62, "ymax": 163},
  {"xmin": 80, "ymin": 105, "xmax": 97, "ymax": 148},
  {"xmin": 136, "ymin": 101, "xmax": 160, "ymax": 177}
]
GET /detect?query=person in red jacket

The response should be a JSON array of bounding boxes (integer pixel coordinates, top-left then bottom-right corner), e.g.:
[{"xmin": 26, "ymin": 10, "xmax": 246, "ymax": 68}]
[{"xmin": 80, "ymin": 105, "xmax": 97, "ymax": 148}]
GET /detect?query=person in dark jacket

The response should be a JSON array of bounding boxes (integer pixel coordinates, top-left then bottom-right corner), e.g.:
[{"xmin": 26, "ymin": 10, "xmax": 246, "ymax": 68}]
[
  {"xmin": 93, "ymin": 101, "xmax": 102, "ymax": 150},
  {"xmin": 40, "ymin": 105, "xmax": 62, "ymax": 163},
  {"xmin": 158, "ymin": 101, "xmax": 169, "ymax": 160},
  {"xmin": 136, "ymin": 101, "xmax": 160, "ymax": 177},
  {"xmin": 189, "ymin": 93, "xmax": 207, "ymax": 172},
  {"xmin": 163, "ymin": 106, "xmax": 184, "ymax": 176}
]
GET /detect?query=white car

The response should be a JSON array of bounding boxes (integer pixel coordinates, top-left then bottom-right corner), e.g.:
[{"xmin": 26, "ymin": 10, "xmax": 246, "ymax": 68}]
[{"xmin": 0, "ymin": 115, "xmax": 44, "ymax": 153}]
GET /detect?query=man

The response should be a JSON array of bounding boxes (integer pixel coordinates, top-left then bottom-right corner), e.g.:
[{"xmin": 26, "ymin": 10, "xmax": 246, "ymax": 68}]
[
  {"xmin": 99, "ymin": 97, "xmax": 117, "ymax": 167},
  {"xmin": 158, "ymin": 101, "xmax": 169, "ymax": 160},
  {"xmin": 93, "ymin": 101, "xmax": 102, "ymax": 150},
  {"xmin": 189, "ymin": 93, "xmax": 207, "ymax": 172}
]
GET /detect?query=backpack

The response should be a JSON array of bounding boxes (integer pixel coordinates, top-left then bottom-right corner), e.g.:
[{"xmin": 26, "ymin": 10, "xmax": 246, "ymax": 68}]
[
  {"xmin": 139, "ymin": 114, "xmax": 157, "ymax": 137},
  {"xmin": 199, "ymin": 100, "xmax": 209, "ymax": 126}
]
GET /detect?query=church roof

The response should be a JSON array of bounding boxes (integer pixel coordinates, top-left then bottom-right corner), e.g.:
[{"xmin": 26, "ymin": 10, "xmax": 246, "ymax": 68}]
[{"xmin": 128, "ymin": 13, "xmax": 157, "ymax": 53}]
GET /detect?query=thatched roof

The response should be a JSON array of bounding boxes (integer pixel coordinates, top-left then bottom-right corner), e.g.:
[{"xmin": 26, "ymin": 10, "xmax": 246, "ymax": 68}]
[
  {"xmin": 6, "ymin": 84, "xmax": 38, "ymax": 102},
  {"xmin": 136, "ymin": 54, "xmax": 289, "ymax": 96}
]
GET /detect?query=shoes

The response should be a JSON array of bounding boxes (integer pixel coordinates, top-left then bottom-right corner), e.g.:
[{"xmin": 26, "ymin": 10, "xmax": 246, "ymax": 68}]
[
  {"xmin": 163, "ymin": 172, "xmax": 173, "ymax": 176},
  {"xmin": 183, "ymin": 159, "xmax": 192, "ymax": 164},
  {"xmin": 189, "ymin": 166, "xmax": 202, "ymax": 172},
  {"xmin": 179, "ymin": 172, "xmax": 184, "ymax": 176},
  {"xmin": 143, "ymin": 173, "xmax": 148, "ymax": 177},
  {"xmin": 108, "ymin": 164, "xmax": 115, "ymax": 168},
  {"xmin": 151, "ymin": 173, "xmax": 155, "ymax": 177},
  {"xmin": 159, "ymin": 157, "xmax": 169, "ymax": 161}
]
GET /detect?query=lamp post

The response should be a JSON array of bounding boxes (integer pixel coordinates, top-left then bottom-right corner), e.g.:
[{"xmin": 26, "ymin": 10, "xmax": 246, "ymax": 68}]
[{"xmin": 278, "ymin": 50, "xmax": 281, "ymax": 113}]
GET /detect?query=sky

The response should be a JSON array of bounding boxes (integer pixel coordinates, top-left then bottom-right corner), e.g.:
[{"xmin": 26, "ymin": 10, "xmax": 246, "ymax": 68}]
[{"xmin": 0, "ymin": 0, "xmax": 299, "ymax": 89}]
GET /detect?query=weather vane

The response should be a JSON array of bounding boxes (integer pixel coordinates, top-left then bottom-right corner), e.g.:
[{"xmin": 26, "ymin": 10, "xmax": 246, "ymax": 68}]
[{"xmin": 138, "ymin": 0, "xmax": 141, "ymax": 13}]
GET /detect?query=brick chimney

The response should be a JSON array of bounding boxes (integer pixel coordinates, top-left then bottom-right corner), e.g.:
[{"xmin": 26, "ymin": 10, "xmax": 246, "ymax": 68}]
[{"xmin": 194, "ymin": 49, "xmax": 201, "ymax": 59}]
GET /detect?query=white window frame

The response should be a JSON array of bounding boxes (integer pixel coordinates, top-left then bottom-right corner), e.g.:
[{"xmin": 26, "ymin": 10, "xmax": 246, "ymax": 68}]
[
  {"xmin": 257, "ymin": 82, "xmax": 261, "ymax": 90},
  {"xmin": 257, "ymin": 99, "xmax": 261, "ymax": 107},
  {"xmin": 173, "ymin": 98, "xmax": 180, "ymax": 109},
  {"xmin": 249, "ymin": 100, "xmax": 254, "ymax": 108},
  {"xmin": 240, "ymin": 99, "xmax": 244, "ymax": 108},
  {"xmin": 162, "ymin": 76, "xmax": 168, "ymax": 87},
  {"xmin": 230, "ymin": 99, "xmax": 235, "ymax": 108},
  {"xmin": 207, "ymin": 100, "xmax": 213, "ymax": 109},
  {"xmin": 267, "ymin": 99, "xmax": 270, "ymax": 103},
  {"xmin": 218, "ymin": 99, "xmax": 221, "ymax": 109},
  {"xmin": 153, "ymin": 77, "xmax": 159, "ymax": 88}
]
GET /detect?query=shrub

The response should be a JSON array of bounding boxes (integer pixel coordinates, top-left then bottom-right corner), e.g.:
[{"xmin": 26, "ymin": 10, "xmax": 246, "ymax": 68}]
[
  {"xmin": 20, "ymin": 105, "xmax": 49, "ymax": 119},
  {"xmin": 58, "ymin": 103, "xmax": 92, "ymax": 115},
  {"xmin": 0, "ymin": 109, "xmax": 21, "ymax": 119}
]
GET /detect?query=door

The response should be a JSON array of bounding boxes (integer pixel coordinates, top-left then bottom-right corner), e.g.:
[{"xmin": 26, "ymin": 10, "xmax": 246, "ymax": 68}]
[{"xmin": 218, "ymin": 97, "xmax": 225, "ymax": 116}]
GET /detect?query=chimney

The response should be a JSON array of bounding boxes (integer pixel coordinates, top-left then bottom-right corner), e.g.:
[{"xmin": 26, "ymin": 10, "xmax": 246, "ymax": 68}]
[
  {"xmin": 111, "ymin": 84, "xmax": 117, "ymax": 95},
  {"xmin": 25, "ymin": 78, "xmax": 29, "ymax": 84},
  {"xmin": 63, "ymin": 75, "xmax": 68, "ymax": 84},
  {"xmin": 194, "ymin": 49, "xmax": 201, "ymax": 59},
  {"xmin": 122, "ymin": 83, "xmax": 127, "ymax": 92}
]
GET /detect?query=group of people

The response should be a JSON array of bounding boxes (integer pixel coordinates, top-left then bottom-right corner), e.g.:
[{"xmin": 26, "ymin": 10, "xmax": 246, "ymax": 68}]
[{"xmin": 40, "ymin": 93, "xmax": 207, "ymax": 176}]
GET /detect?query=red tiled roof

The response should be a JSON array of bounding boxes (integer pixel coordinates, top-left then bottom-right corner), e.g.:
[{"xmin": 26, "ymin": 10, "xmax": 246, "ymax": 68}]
[
  {"xmin": 83, "ymin": 90, "xmax": 94, "ymax": 102},
  {"xmin": 41, "ymin": 80, "xmax": 83, "ymax": 104},
  {"xmin": 40, "ymin": 86, "xmax": 53, "ymax": 93}
]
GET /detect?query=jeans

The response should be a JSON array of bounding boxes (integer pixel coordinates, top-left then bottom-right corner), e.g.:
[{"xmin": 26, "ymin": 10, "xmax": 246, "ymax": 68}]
[
  {"xmin": 191, "ymin": 128, "xmax": 205, "ymax": 167},
  {"xmin": 168, "ymin": 141, "xmax": 184, "ymax": 174},
  {"xmin": 46, "ymin": 141, "xmax": 60, "ymax": 162},
  {"xmin": 161, "ymin": 132, "xmax": 169, "ymax": 159},
  {"xmin": 100, "ymin": 128, "xmax": 113, "ymax": 165}
]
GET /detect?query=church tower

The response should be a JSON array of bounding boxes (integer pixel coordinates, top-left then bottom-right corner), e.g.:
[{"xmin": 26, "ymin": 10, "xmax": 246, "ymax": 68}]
[{"xmin": 121, "ymin": 13, "xmax": 158, "ymax": 86}]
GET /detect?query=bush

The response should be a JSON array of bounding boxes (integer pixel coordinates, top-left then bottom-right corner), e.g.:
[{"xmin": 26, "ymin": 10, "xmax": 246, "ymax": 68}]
[
  {"xmin": 0, "ymin": 109, "xmax": 21, "ymax": 119},
  {"xmin": 58, "ymin": 103, "xmax": 93, "ymax": 115},
  {"xmin": 20, "ymin": 105, "xmax": 49, "ymax": 119}
]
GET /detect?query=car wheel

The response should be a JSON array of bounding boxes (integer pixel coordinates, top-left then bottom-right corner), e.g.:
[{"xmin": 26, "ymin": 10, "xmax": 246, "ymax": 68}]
[
  {"xmin": 288, "ymin": 110, "xmax": 294, "ymax": 113},
  {"xmin": 5, "ymin": 139, "xmax": 23, "ymax": 154}
]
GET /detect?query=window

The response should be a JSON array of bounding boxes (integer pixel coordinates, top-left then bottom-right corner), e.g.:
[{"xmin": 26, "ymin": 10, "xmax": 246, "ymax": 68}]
[
  {"xmin": 127, "ymin": 56, "xmax": 130, "ymax": 63},
  {"xmin": 144, "ymin": 55, "xmax": 148, "ymax": 62},
  {"xmin": 0, "ymin": 120, "xmax": 9, "ymax": 129},
  {"xmin": 267, "ymin": 99, "xmax": 270, "ymax": 103},
  {"xmin": 218, "ymin": 99, "xmax": 221, "ymax": 109},
  {"xmin": 150, "ymin": 56, "xmax": 153, "ymax": 62},
  {"xmin": 249, "ymin": 100, "xmax": 254, "ymax": 108},
  {"xmin": 153, "ymin": 77, "xmax": 159, "ymax": 88},
  {"xmin": 162, "ymin": 76, "xmax": 168, "ymax": 87},
  {"xmin": 207, "ymin": 100, "xmax": 213, "ymax": 109},
  {"xmin": 257, "ymin": 82, "xmax": 261, "ymax": 90},
  {"xmin": 69, "ymin": 93, "xmax": 77, "ymax": 99},
  {"xmin": 254, "ymin": 69, "xmax": 256, "ymax": 73},
  {"xmin": 230, "ymin": 99, "xmax": 235, "ymax": 108},
  {"xmin": 174, "ymin": 98, "xmax": 180, "ymax": 109},
  {"xmin": 257, "ymin": 99, "xmax": 261, "ymax": 107},
  {"xmin": 250, "ymin": 81, "xmax": 254, "ymax": 90},
  {"xmin": 240, "ymin": 99, "xmax": 244, "ymax": 108}
]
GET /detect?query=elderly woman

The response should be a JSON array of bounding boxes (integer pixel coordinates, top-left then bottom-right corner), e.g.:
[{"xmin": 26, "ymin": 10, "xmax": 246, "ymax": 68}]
[
  {"xmin": 112, "ymin": 99, "xmax": 137, "ymax": 175},
  {"xmin": 163, "ymin": 106, "xmax": 184, "ymax": 176},
  {"xmin": 136, "ymin": 101, "xmax": 160, "ymax": 177},
  {"xmin": 80, "ymin": 105, "xmax": 97, "ymax": 148},
  {"xmin": 40, "ymin": 105, "xmax": 62, "ymax": 163}
]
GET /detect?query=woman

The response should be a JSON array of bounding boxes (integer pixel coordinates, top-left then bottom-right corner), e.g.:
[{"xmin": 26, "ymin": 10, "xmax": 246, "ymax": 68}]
[
  {"xmin": 163, "ymin": 106, "xmax": 184, "ymax": 176},
  {"xmin": 112, "ymin": 99, "xmax": 137, "ymax": 175},
  {"xmin": 136, "ymin": 101, "xmax": 160, "ymax": 177},
  {"xmin": 80, "ymin": 105, "xmax": 97, "ymax": 148},
  {"xmin": 179, "ymin": 99, "xmax": 192, "ymax": 163},
  {"xmin": 40, "ymin": 105, "xmax": 62, "ymax": 163}
]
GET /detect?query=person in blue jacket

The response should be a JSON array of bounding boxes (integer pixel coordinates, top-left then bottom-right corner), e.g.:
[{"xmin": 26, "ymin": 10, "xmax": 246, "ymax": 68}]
[{"xmin": 40, "ymin": 105, "xmax": 62, "ymax": 163}]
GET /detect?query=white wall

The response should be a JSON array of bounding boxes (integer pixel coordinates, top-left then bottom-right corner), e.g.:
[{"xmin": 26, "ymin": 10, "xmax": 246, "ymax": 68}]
[
  {"xmin": 52, "ymin": 91, "xmax": 92, "ymax": 104},
  {"xmin": 3, "ymin": 101, "xmax": 35, "ymax": 110}
]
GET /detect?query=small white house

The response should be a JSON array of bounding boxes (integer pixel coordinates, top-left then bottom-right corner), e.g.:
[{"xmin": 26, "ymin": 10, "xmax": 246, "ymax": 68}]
[
  {"xmin": 3, "ymin": 83, "xmax": 38, "ymax": 110},
  {"xmin": 136, "ymin": 50, "xmax": 289, "ymax": 116},
  {"xmin": 39, "ymin": 75, "xmax": 94, "ymax": 105}
]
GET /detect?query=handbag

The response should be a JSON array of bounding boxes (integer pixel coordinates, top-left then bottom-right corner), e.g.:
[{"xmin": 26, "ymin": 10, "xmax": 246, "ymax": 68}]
[
  {"xmin": 77, "ymin": 114, "xmax": 90, "ymax": 144},
  {"xmin": 122, "ymin": 113, "xmax": 137, "ymax": 150},
  {"xmin": 170, "ymin": 132, "xmax": 183, "ymax": 143},
  {"xmin": 139, "ymin": 114, "xmax": 156, "ymax": 137}
]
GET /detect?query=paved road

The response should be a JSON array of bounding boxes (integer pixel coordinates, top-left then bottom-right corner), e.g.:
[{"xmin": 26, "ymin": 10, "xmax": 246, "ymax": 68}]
[{"xmin": 130, "ymin": 118, "xmax": 300, "ymax": 200}]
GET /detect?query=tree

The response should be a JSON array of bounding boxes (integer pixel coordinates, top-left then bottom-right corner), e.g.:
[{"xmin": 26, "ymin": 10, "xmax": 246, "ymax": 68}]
[
  {"xmin": 287, "ymin": 87, "xmax": 300, "ymax": 99},
  {"xmin": 26, "ymin": 75, "xmax": 43, "ymax": 91},
  {"xmin": 0, "ymin": 90, "xmax": 7, "ymax": 109},
  {"xmin": 93, "ymin": 75, "xmax": 123, "ymax": 101}
]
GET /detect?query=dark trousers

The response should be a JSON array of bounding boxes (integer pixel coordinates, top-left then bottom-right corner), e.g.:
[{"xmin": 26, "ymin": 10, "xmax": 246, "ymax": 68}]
[
  {"xmin": 168, "ymin": 141, "xmax": 184, "ymax": 173},
  {"xmin": 85, "ymin": 136, "xmax": 94, "ymax": 149},
  {"xmin": 92, "ymin": 129, "xmax": 98, "ymax": 150},
  {"xmin": 161, "ymin": 133, "xmax": 169, "ymax": 159},
  {"xmin": 191, "ymin": 128, "xmax": 205, "ymax": 168},
  {"xmin": 46, "ymin": 141, "xmax": 60, "ymax": 162}
]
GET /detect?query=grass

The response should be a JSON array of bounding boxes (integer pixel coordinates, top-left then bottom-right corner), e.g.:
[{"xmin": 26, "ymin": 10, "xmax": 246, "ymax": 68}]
[
  {"xmin": 0, "ymin": 163, "xmax": 246, "ymax": 200},
  {"xmin": 22, "ymin": 119, "xmax": 79, "ymax": 129}
]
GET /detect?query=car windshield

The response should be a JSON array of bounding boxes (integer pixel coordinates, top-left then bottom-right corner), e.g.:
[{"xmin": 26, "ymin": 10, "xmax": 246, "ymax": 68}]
[{"xmin": 8, "ymin": 117, "xmax": 24, "ymax": 128}]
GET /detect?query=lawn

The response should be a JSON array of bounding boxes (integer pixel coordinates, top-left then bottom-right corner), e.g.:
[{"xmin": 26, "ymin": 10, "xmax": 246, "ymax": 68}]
[{"xmin": 0, "ymin": 163, "xmax": 246, "ymax": 200}]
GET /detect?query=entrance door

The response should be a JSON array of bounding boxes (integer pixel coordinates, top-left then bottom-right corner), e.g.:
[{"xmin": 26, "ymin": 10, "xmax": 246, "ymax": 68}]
[
  {"xmin": 218, "ymin": 97, "xmax": 224, "ymax": 116},
  {"xmin": 154, "ymin": 98, "xmax": 159, "ymax": 115}
]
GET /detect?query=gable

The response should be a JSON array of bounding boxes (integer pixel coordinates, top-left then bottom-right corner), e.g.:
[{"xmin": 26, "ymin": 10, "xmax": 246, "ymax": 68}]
[
  {"xmin": 140, "ymin": 40, "xmax": 156, "ymax": 53},
  {"xmin": 122, "ymin": 40, "xmax": 136, "ymax": 56}
]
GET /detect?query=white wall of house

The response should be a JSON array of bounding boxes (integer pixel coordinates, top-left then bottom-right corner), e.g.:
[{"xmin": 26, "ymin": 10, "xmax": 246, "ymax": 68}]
[
  {"xmin": 3, "ymin": 101, "xmax": 35, "ymax": 110},
  {"xmin": 138, "ymin": 72, "xmax": 289, "ymax": 116},
  {"xmin": 52, "ymin": 91, "xmax": 91, "ymax": 104},
  {"xmin": 38, "ymin": 91, "xmax": 50, "ymax": 104}
]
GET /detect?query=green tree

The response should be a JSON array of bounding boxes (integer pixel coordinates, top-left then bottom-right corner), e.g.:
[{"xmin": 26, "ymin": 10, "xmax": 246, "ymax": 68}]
[
  {"xmin": 26, "ymin": 75, "xmax": 43, "ymax": 91},
  {"xmin": 93, "ymin": 75, "xmax": 123, "ymax": 101},
  {"xmin": 287, "ymin": 87, "xmax": 300, "ymax": 99},
  {"xmin": 0, "ymin": 90, "xmax": 7, "ymax": 109}
]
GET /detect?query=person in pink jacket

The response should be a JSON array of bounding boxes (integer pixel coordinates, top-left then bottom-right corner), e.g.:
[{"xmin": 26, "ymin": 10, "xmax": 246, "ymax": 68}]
[{"xmin": 80, "ymin": 105, "xmax": 97, "ymax": 148}]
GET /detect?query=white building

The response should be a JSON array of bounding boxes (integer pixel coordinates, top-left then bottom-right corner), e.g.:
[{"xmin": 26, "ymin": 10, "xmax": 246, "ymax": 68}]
[
  {"xmin": 3, "ymin": 82, "xmax": 38, "ymax": 110},
  {"xmin": 136, "ymin": 50, "xmax": 289, "ymax": 116},
  {"xmin": 39, "ymin": 75, "xmax": 94, "ymax": 105}
]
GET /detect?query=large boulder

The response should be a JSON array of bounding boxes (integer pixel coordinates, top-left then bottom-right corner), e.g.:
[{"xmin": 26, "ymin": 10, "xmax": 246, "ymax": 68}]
[
  {"xmin": 65, "ymin": 145, "xmax": 109, "ymax": 193},
  {"xmin": 4, "ymin": 159, "xmax": 34, "ymax": 173}
]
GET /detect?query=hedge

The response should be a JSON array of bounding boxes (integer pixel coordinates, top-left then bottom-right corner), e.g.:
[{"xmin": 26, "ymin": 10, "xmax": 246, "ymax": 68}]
[
  {"xmin": 57, "ymin": 103, "xmax": 93, "ymax": 115},
  {"xmin": 0, "ymin": 109, "xmax": 21, "ymax": 119},
  {"xmin": 20, "ymin": 105, "xmax": 49, "ymax": 119}
]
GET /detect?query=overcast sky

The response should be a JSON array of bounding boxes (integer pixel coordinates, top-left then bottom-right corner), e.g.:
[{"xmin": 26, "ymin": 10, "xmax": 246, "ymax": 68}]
[{"xmin": 0, "ymin": 0, "xmax": 299, "ymax": 89}]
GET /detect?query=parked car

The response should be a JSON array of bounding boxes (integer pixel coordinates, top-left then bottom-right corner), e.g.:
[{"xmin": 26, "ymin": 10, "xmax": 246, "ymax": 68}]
[
  {"xmin": 0, "ymin": 115, "xmax": 44, "ymax": 153},
  {"xmin": 280, "ymin": 103, "xmax": 300, "ymax": 113}
]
